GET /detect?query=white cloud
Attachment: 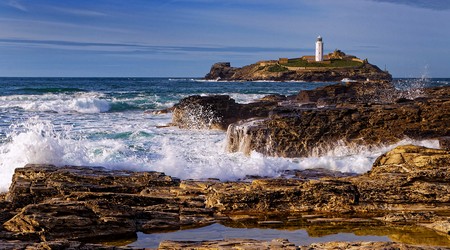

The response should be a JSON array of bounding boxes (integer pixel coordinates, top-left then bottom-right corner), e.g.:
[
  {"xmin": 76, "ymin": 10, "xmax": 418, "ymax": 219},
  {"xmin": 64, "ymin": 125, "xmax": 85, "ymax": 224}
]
[
  {"xmin": 7, "ymin": 0, "xmax": 27, "ymax": 11},
  {"xmin": 50, "ymin": 6, "xmax": 107, "ymax": 17}
]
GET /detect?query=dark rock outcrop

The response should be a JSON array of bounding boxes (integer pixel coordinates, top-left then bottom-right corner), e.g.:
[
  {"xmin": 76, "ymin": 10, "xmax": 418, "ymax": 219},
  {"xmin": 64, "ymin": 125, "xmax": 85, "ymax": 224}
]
[
  {"xmin": 204, "ymin": 62, "xmax": 237, "ymax": 80},
  {"xmin": 171, "ymin": 95, "xmax": 282, "ymax": 130},
  {"xmin": 226, "ymin": 85, "xmax": 450, "ymax": 157}
]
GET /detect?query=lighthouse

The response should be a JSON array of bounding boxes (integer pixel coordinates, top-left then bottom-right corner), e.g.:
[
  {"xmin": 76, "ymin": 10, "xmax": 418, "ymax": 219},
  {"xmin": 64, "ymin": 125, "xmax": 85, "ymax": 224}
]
[{"xmin": 315, "ymin": 36, "xmax": 323, "ymax": 62}]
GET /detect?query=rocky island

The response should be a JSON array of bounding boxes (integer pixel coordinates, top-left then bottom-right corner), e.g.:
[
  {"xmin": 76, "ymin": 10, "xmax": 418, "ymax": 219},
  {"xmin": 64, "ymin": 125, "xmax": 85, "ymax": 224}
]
[{"xmin": 204, "ymin": 49, "xmax": 392, "ymax": 82}]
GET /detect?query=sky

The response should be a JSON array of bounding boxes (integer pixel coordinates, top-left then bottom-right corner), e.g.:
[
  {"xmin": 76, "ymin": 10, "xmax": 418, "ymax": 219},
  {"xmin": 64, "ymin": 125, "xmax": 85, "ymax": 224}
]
[{"xmin": 0, "ymin": 0, "xmax": 449, "ymax": 77}]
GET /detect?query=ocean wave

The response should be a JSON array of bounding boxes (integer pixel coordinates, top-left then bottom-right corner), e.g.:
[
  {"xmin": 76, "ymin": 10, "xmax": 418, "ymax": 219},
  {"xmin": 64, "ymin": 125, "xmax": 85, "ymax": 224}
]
[
  {"xmin": 17, "ymin": 87, "xmax": 87, "ymax": 94},
  {"xmin": 26, "ymin": 96, "xmax": 110, "ymax": 113},
  {"xmin": 0, "ymin": 118, "xmax": 154, "ymax": 191},
  {"xmin": 0, "ymin": 93, "xmax": 110, "ymax": 113},
  {"xmin": 169, "ymin": 78, "xmax": 197, "ymax": 82}
]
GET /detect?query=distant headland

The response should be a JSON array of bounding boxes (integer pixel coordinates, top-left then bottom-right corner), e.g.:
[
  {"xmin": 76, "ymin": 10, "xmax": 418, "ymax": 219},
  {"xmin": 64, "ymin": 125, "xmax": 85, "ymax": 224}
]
[{"xmin": 205, "ymin": 36, "xmax": 392, "ymax": 82}]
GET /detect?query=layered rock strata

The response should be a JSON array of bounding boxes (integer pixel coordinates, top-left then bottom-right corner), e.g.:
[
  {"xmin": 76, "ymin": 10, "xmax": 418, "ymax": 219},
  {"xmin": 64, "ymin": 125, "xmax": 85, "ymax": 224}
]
[
  {"xmin": 1, "ymin": 145, "xmax": 450, "ymax": 248},
  {"xmin": 170, "ymin": 83, "xmax": 449, "ymax": 157}
]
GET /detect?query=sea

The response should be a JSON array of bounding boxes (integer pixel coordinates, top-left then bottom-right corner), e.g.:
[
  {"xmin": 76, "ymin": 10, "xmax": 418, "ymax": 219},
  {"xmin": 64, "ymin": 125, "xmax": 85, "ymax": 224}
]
[{"xmin": 0, "ymin": 77, "xmax": 448, "ymax": 192}]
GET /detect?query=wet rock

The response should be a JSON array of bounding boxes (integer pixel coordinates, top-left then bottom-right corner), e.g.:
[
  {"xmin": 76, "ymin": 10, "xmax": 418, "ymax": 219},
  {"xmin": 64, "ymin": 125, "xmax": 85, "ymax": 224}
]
[
  {"xmin": 301, "ymin": 241, "xmax": 448, "ymax": 250},
  {"xmin": 296, "ymin": 81, "xmax": 396, "ymax": 104},
  {"xmin": 0, "ymin": 240, "xmax": 140, "ymax": 250},
  {"xmin": 158, "ymin": 239, "xmax": 448, "ymax": 250},
  {"xmin": 159, "ymin": 238, "xmax": 297, "ymax": 250},
  {"xmin": 2, "ymin": 145, "xmax": 450, "ymax": 247},
  {"xmin": 376, "ymin": 211, "xmax": 437, "ymax": 223},
  {"xmin": 1, "ymin": 164, "xmax": 209, "ymax": 242},
  {"xmin": 422, "ymin": 219, "xmax": 450, "ymax": 235},
  {"xmin": 227, "ymin": 88, "xmax": 450, "ymax": 157},
  {"xmin": 3, "ymin": 199, "xmax": 137, "ymax": 241},
  {"xmin": 172, "ymin": 83, "xmax": 448, "ymax": 158},
  {"xmin": 5, "ymin": 164, "xmax": 179, "ymax": 209},
  {"xmin": 171, "ymin": 95, "xmax": 279, "ymax": 130},
  {"xmin": 440, "ymin": 136, "xmax": 450, "ymax": 150},
  {"xmin": 353, "ymin": 145, "xmax": 450, "ymax": 207},
  {"xmin": 283, "ymin": 168, "xmax": 357, "ymax": 180},
  {"xmin": 205, "ymin": 178, "xmax": 359, "ymax": 214}
]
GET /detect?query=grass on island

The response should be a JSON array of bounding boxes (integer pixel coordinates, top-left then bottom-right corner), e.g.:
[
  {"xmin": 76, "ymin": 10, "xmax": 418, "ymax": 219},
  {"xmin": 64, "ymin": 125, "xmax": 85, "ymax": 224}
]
[
  {"xmin": 282, "ymin": 58, "xmax": 363, "ymax": 68},
  {"xmin": 268, "ymin": 64, "xmax": 288, "ymax": 72}
]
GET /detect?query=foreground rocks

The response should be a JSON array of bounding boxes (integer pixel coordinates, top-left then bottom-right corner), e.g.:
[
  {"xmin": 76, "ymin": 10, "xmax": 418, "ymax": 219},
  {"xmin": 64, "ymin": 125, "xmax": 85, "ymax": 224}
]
[{"xmin": 0, "ymin": 145, "xmax": 450, "ymax": 248}]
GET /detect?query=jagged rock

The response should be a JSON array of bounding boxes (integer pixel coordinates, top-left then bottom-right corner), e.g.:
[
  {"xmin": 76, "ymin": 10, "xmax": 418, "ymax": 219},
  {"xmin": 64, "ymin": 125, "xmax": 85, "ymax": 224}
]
[
  {"xmin": 353, "ymin": 145, "xmax": 450, "ymax": 206},
  {"xmin": 3, "ymin": 199, "xmax": 137, "ymax": 241},
  {"xmin": 2, "ymin": 145, "xmax": 450, "ymax": 247},
  {"xmin": 227, "ymin": 87, "xmax": 450, "ymax": 157},
  {"xmin": 171, "ymin": 95, "xmax": 279, "ymax": 130},
  {"xmin": 1, "ymin": 164, "xmax": 213, "ymax": 242},
  {"xmin": 296, "ymin": 81, "xmax": 396, "ymax": 104},
  {"xmin": 205, "ymin": 178, "xmax": 359, "ymax": 214},
  {"xmin": 5, "ymin": 164, "xmax": 179, "ymax": 209},
  {"xmin": 170, "ymin": 83, "xmax": 448, "ymax": 157},
  {"xmin": 204, "ymin": 62, "xmax": 237, "ymax": 80}
]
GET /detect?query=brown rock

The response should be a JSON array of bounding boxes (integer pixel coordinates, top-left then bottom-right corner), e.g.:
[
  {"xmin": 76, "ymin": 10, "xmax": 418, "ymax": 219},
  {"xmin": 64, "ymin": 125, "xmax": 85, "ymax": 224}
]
[
  {"xmin": 159, "ymin": 238, "xmax": 297, "ymax": 250},
  {"xmin": 227, "ymin": 88, "xmax": 450, "ymax": 157},
  {"xmin": 439, "ymin": 136, "xmax": 450, "ymax": 150},
  {"xmin": 2, "ymin": 145, "xmax": 450, "ymax": 247}
]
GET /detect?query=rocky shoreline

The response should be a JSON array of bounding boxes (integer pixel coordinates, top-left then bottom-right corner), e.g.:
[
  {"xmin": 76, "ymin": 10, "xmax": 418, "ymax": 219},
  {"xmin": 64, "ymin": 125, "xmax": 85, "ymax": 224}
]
[
  {"xmin": 1, "ymin": 144, "xmax": 450, "ymax": 249},
  {"xmin": 171, "ymin": 81, "xmax": 449, "ymax": 157},
  {"xmin": 1, "ymin": 81, "xmax": 450, "ymax": 249}
]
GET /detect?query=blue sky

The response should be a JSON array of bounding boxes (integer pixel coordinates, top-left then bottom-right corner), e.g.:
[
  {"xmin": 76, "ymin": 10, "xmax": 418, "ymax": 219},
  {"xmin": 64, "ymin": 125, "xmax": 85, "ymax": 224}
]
[{"xmin": 0, "ymin": 0, "xmax": 449, "ymax": 77}]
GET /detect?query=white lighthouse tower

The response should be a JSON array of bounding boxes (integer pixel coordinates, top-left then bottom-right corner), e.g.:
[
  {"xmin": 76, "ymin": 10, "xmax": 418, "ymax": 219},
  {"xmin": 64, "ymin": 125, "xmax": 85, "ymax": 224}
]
[{"xmin": 315, "ymin": 36, "xmax": 323, "ymax": 62}]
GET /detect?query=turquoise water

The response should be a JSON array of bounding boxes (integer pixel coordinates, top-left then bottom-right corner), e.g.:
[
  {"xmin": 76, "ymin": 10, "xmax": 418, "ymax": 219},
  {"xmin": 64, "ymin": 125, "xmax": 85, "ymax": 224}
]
[{"xmin": 0, "ymin": 77, "xmax": 447, "ymax": 192}]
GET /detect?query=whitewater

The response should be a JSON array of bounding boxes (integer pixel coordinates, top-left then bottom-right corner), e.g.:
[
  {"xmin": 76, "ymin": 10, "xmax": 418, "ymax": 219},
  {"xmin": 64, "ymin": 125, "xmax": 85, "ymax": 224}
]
[{"xmin": 0, "ymin": 77, "xmax": 446, "ymax": 192}]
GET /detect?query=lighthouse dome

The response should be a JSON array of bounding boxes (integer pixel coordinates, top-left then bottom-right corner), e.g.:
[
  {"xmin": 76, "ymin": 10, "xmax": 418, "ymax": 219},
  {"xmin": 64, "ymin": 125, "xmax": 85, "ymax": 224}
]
[{"xmin": 317, "ymin": 36, "xmax": 322, "ymax": 42}]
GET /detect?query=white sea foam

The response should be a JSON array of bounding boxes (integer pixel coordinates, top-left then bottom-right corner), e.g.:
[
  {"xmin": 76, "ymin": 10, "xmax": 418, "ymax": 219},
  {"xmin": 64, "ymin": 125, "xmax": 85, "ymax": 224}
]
[
  {"xmin": 0, "ymin": 93, "xmax": 110, "ymax": 113},
  {"xmin": 0, "ymin": 117, "xmax": 150, "ymax": 191},
  {"xmin": 0, "ymin": 114, "xmax": 441, "ymax": 192}
]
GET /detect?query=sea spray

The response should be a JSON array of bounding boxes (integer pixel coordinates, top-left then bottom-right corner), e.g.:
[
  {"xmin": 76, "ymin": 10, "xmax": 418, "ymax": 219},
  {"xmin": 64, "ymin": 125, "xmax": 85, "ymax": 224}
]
[
  {"xmin": 0, "ymin": 93, "xmax": 111, "ymax": 113},
  {"xmin": 0, "ymin": 117, "xmax": 149, "ymax": 191}
]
